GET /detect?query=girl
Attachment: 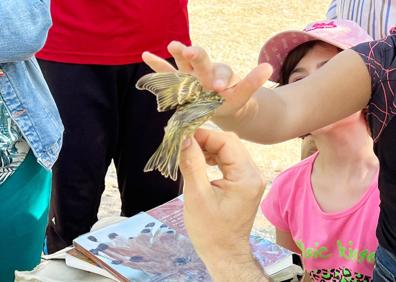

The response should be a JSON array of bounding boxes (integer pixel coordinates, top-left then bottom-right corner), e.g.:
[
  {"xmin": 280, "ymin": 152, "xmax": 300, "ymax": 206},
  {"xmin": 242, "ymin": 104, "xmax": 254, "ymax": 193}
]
[
  {"xmin": 141, "ymin": 17, "xmax": 396, "ymax": 280},
  {"xmin": 0, "ymin": 1, "xmax": 63, "ymax": 281},
  {"xmin": 259, "ymin": 20, "xmax": 379, "ymax": 281}
]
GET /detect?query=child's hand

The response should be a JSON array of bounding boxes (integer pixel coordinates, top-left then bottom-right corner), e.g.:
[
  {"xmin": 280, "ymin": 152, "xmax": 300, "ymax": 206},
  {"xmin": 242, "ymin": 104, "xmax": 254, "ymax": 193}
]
[
  {"xmin": 179, "ymin": 128, "xmax": 267, "ymax": 280},
  {"xmin": 142, "ymin": 41, "xmax": 273, "ymax": 119}
]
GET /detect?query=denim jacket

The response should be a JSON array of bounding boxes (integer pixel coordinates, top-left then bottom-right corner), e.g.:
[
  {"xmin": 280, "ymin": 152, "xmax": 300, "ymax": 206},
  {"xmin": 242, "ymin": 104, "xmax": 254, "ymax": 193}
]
[{"xmin": 0, "ymin": 0, "xmax": 64, "ymax": 169}]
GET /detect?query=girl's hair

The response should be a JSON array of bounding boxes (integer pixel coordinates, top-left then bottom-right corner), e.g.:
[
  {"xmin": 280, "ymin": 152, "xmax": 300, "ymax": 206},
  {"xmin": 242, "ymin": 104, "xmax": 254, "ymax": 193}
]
[
  {"xmin": 278, "ymin": 40, "xmax": 343, "ymax": 86},
  {"xmin": 278, "ymin": 40, "xmax": 320, "ymax": 86}
]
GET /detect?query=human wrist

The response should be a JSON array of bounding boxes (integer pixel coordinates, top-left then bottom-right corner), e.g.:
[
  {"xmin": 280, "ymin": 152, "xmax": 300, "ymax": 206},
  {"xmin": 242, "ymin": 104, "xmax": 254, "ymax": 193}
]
[
  {"xmin": 198, "ymin": 244, "xmax": 269, "ymax": 282},
  {"xmin": 212, "ymin": 99, "xmax": 253, "ymax": 132},
  {"xmin": 205, "ymin": 252, "xmax": 269, "ymax": 282}
]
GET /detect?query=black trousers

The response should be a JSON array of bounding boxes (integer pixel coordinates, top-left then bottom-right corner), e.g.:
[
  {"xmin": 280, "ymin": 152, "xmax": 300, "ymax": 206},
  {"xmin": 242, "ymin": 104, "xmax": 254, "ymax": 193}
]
[{"xmin": 38, "ymin": 59, "xmax": 182, "ymax": 253}]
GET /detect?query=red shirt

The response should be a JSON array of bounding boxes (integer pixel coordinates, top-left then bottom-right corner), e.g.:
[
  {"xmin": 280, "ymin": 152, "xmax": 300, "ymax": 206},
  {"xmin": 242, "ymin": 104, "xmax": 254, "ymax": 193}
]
[{"xmin": 37, "ymin": 0, "xmax": 191, "ymax": 65}]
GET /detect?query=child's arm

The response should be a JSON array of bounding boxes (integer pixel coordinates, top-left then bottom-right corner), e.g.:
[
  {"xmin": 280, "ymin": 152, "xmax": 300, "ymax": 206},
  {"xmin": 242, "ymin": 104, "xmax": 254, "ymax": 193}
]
[
  {"xmin": 275, "ymin": 229, "xmax": 300, "ymax": 254},
  {"xmin": 143, "ymin": 42, "xmax": 372, "ymax": 144},
  {"xmin": 0, "ymin": 0, "xmax": 51, "ymax": 62},
  {"xmin": 211, "ymin": 49, "xmax": 372, "ymax": 144},
  {"xmin": 276, "ymin": 229, "xmax": 310, "ymax": 282}
]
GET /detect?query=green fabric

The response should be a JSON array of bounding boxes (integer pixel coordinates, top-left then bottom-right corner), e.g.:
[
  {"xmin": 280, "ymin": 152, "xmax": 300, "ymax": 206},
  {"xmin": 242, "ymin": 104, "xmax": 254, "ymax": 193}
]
[{"xmin": 0, "ymin": 152, "xmax": 51, "ymax": 282}]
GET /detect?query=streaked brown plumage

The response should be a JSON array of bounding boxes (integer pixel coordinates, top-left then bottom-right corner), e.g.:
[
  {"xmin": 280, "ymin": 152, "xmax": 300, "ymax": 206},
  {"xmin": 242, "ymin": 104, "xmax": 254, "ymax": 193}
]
[{"xmin": 136, "ymin": 72, "xmax": 224, "ymax": 181}]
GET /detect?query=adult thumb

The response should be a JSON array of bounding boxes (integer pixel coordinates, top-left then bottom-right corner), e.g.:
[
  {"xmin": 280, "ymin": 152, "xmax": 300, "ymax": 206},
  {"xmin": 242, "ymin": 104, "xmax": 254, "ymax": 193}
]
[{"xmin": 179, "ymin": 137, "xmax": 210, "ymax": 194}]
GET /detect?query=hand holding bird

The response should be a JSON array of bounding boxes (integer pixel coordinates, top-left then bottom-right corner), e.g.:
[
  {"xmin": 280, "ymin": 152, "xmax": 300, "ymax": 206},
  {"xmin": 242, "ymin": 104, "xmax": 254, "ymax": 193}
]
[{"xmin": 141, "ymin": 42, "xmax": 272, "ymax": 119}]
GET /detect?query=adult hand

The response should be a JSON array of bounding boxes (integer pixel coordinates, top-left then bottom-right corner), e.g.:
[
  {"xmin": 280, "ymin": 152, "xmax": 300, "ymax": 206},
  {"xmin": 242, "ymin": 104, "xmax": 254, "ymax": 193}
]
[
  {"xmin": 142, "ymin": 41, "xmax": 273, "ymax": 119},
  {"xmin": 179, "ymin": 128, "xmax": 267, "ymax": 281}
]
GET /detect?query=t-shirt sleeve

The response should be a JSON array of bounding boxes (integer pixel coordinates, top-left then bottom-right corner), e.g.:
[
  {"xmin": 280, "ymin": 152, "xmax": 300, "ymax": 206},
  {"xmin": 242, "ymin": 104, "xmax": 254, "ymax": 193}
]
[
  {"xmin": 261, "ymin": 177, "xmax": 290, "ymax": 232},
  {"xmin": 351, "ymin": 35, "xmax": 396, "ymax": 140},
  {"xmin": 326, "ymin": 0, "xmax": 338, "ymax": 20}
]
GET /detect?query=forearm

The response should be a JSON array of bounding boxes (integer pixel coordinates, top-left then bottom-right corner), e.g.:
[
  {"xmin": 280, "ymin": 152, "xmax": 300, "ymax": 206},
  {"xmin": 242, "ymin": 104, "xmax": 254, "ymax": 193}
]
[
  {"xmin": 0, "ymin": 0, "xmax": 51, "ymax": 62},
  {"xmin": 203, "ymin": 252, "xmax": 270, "ymax": 282},
  {"xmin": 212, "ymin": 88, "xmax": 288, "ymax": 144},
  {"xmin": 190, "ymin": 232, "xmax": 269, "ymax": 282},
  {"xmin": 214, "ymin": 49, "xmax": 371, "ymax": 144},
  {"xmin": 213, "ymin": 85, "xmax": 317, "ymax": 144}
]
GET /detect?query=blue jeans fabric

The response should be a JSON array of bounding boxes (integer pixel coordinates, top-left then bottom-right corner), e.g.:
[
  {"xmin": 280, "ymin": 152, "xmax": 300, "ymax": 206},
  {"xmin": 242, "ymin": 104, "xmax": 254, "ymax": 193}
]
[
  {"xmin": 374, "ymin": 246, "xmax": 396, "ymax": 281},
  {"xmin": 0, "ymin": 0, "xmax": 64, "ymax": 170}
]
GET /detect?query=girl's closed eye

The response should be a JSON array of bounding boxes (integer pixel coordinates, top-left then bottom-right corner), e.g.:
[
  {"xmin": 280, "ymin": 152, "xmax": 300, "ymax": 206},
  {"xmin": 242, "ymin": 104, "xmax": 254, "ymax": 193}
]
[
  {"xmin": 288, "ymin": 54, "xmax": 334, "ymax": 84},
  {"xmin": 289, "ymin": 75, "xmax": 307, "ymax": 84},
  {"xmin": 288, "ymin": 67, "xmax": 308, "ymax": 83}
]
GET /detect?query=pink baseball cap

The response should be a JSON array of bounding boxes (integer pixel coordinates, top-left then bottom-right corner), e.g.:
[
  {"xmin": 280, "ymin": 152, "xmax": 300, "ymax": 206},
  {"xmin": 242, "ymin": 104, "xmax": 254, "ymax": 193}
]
[{"xmin": 258, "ymin": 19, "xmax": 373, "ymax": 83}]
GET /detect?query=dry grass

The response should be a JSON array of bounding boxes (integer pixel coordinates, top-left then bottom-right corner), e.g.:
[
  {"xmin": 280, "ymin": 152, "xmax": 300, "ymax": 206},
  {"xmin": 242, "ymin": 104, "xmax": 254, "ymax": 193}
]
[
  {"xmin": 189, "ymin": 0, "xmax": 329, "ymax": 181},
  {"xmin": 99, "ymin": 0, "xmax": 330, "ymax": 238}
]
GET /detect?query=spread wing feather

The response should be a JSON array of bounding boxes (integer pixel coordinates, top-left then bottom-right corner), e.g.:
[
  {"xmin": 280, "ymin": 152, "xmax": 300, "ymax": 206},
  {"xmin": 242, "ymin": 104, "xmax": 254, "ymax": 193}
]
[
  {"xmin": 173, "ymin": 98, "xmax": 224, "ymax": 124},
  {"xmin": 136, "ymin": 73, "xmax": 200, "ymax": 112}
]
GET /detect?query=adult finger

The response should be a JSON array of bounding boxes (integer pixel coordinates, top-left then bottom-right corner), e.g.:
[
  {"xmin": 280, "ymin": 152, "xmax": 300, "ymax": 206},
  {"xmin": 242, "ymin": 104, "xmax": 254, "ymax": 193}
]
[
  {"xmin": 179, "ymin": 137, "xmax": 211, "ymax": 197},
  {"xmin": 167, "ymin": 41, "xmax": 193, "ymax": 72},
  {"xmin": 204, "ymin": 154, "xmax": 218, "ymax": 166},
  {"xmin": 194, "ymin": 129, "xmax": 249, "ymax": 169},
  {"xmin": 142, "ymin": 51, "xmax": 177, "ymax": 73},
  {"xmin": 212, "ymin": 162, "xmax": 265, "ymax": 195}
]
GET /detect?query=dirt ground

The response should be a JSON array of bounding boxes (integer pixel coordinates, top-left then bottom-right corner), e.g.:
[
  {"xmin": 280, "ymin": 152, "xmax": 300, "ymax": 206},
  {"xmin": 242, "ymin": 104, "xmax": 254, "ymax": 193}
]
[{"xmin": 98, "ymin": 0, "xmax": 330, "ymax": 239}]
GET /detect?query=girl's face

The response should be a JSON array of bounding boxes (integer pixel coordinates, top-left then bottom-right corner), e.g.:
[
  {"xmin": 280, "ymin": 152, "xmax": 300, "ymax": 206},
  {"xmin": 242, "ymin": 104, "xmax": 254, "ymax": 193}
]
[
  {"xmin": 287, "ymin": 42, "xmax": 339, "ymax": 84},
  {"xmin": 288, "ymin": 42, "xmax": 362, "ymax": 135}
]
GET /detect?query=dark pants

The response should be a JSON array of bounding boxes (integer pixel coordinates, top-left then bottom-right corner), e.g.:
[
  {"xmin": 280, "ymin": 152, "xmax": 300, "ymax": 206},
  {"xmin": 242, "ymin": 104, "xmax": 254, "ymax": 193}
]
[
  {"xmin": 38, "ymin": 59, "xmax": 182, "ymax": 253},
  {"xmin": 374, "ymin": 246, "xmax": 396, "ymax": 281}
]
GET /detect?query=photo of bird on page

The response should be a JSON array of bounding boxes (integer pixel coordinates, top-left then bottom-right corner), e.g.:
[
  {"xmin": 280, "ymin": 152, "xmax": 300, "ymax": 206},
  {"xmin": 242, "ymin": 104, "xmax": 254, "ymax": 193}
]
[{"xmin": 73, "ymin": 213, "xmax": 210, "ymax": 282}]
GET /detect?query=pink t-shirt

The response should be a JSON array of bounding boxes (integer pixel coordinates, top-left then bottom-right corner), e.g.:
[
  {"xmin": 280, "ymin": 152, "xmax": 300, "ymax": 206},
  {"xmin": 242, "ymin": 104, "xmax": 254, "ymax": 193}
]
[{"xmin": 261, "ymin": 152, "xmax": 379, "ymax": 281}]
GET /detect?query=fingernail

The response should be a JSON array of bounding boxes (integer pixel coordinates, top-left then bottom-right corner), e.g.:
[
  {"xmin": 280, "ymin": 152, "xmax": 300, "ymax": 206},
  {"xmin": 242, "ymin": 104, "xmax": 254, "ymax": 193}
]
[
  {"xmin": 214, "ymin": 80, "xmax": 225, "ymax": 90},
  {"xmin": 182, "ymin": 138, "xmax": 192, "ymax": 150}
]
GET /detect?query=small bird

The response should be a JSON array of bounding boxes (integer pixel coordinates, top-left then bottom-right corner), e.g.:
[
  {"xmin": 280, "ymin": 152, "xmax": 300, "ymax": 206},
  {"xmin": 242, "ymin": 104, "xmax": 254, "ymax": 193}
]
[{"xmin": 136, "ymin": 72, "xmax": 224, "ymax": 181}]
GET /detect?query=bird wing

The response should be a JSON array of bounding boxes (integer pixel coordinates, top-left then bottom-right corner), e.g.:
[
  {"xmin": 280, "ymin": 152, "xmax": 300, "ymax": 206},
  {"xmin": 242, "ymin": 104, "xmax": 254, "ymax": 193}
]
[
  {"xmin": 173, "ymin": 97, "xmax": 224, "ymax": 125},
  {"xmin": 136, "ymin": 72, "xmax": 198, "ymax": 112}
]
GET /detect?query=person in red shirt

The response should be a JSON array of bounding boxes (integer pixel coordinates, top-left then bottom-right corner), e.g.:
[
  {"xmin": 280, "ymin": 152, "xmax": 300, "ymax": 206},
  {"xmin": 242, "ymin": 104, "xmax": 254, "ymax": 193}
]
[{"xmin": 37, "ymin": 1, "xmax": 191, "ymax": 254}]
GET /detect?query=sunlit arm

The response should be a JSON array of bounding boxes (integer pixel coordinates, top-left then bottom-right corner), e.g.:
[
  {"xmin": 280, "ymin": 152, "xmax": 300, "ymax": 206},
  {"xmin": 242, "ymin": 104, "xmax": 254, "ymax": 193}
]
[{"xmin": 213, "ymin": 49, "xmax": 372, "ymax": 144}]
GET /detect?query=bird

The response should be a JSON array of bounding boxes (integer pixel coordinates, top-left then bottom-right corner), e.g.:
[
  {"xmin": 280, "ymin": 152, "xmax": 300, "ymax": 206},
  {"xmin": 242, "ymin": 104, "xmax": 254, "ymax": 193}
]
[{"xmin": 136, "ymin": 72, "xmax": 224, "ymax": 181}]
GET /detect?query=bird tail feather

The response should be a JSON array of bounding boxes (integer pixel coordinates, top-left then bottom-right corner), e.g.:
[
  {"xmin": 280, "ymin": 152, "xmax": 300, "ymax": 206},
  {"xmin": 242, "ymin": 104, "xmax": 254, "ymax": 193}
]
[{"xmin": 144, "ymin": 128, "xmax": 183, "ymax": 181}]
